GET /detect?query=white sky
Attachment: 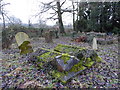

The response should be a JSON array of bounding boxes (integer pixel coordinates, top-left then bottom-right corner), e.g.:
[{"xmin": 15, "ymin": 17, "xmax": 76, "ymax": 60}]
[{"xmin": 3, "ymin": 0, "xmax": 73, "ymax": 25}]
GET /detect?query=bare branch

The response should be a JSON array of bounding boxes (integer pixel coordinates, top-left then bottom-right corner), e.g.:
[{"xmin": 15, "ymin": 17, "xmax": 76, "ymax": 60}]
[
  {"xmin": 60, "ymin": 0, "xmax": 66, "ymax": 7},
  {"xmin": 47, "ymin": 13, "xmax": 57, "ymax": 19},
  {"xmin": 51, "ymin": 6, "xmax": 57, "ymax": 12},
  {"xmin": 40, "ymin": 7, "xmax": 51, "ymax": 13},
  {"xmin": 3, "ymin": 13, "xmax": 13, "ymax": 24},
  {"xmin": 41, "ymin": 0, "xmax": 55, "ymax": 6},
  {"xmin": 40, "ymin": 1, "xmax": 57, "ymax": 13},
  {"xmin": 0, "ymin": 3, "xmax": 10, "ymax": 7},
  {"xmin": 62, "ymin": 9, "xmax": 72, "ymax": 12}
]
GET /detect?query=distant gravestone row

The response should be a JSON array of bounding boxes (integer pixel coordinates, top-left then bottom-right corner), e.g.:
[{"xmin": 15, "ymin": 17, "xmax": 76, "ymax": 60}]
[{"xmin": 71, "ymin": 32, "xmax": 117, "ymax": 46}]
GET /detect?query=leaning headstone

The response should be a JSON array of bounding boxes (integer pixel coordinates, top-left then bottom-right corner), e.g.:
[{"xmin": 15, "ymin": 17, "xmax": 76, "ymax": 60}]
[
  {"xmin": 92, "ymin": 37, "xmax": 97, "ymax": 50},
  {"xmin": 15, "ymin": 32, "xmax": 33, "ymax": 55}
]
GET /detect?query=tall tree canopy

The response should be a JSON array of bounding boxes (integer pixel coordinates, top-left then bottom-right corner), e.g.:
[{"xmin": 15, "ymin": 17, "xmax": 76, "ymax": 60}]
[{"xmin": 75, "ymin": 1, "xmax": 120, "ymax": 34}]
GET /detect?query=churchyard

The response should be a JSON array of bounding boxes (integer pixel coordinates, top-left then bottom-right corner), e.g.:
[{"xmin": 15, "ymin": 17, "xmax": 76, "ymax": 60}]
[
  {"xmin": 1, "ymin": 29, "xmax": 119, "ymax": 89},
  {"xmin": 1, "ymin": 0, "xmax": 120, "ymax": 89}
]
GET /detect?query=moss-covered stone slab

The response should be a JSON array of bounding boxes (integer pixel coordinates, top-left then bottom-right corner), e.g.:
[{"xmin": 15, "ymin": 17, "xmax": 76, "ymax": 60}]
[
  {"xmin": 28, "ymin": 44, "xmax": 102, "ymax": 83},
  {"xmin": 54, "ymin": 44, "xmax": 100, "ymax": 62},
  {"xmin": 28, "ymin": 48, "xmax": 61, "ymax": 68},
  {"xmin": 54, "ymin": 44, "xmax": 85, "ymax": 55},
  {"xmin": 52, "ymin": 44, "xmax": 102, "ymax": 82}
]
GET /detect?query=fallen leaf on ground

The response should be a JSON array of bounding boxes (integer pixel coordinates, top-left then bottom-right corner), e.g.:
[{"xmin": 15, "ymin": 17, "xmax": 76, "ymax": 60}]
[
  {"xmin": 5, "ymin": 67, "xmax": 22, "ymax": 77},
  {"xmin": 18, "ymin": 80, "xmax": 35, "ymax": 88}
]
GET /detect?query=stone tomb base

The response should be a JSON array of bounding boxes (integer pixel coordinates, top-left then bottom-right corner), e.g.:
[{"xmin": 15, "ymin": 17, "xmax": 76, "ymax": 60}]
[{"xmin": 27, "ymin": 44, "xmax": 102, "ymax": 83}]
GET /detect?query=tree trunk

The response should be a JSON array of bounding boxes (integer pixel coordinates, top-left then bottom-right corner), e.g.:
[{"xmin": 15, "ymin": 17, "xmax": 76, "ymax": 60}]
[
  {"xmin": 72, "ymin": 1, "xmax": 76, "ymax": 32},
  {"xmin": 1, "ymin": 12, "xmax": 5, "ymax": 30},
  {"xmin": 56, "ymin": 1, "xmax": 65, "ymax": 35},
  {"xmin": 1, "ymin": 7, "xmax": 8, "ymax": 49}
]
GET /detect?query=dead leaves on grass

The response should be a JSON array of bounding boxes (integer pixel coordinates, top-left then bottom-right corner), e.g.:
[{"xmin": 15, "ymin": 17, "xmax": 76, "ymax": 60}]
[{"xmin": 5, "ymin": 67, "xmax": 22, "ymax": 77}]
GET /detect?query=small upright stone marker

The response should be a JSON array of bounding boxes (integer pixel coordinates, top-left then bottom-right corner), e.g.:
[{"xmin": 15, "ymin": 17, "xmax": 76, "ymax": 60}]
[{"xmin": 92, "ymin": 37, "xmax": 97, "ymax": 50}]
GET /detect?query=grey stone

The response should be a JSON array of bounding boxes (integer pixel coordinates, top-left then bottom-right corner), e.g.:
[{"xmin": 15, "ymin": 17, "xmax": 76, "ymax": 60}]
[{"xmin": 55, "ymin": 55, "xmax": 79, "ymax": 72}]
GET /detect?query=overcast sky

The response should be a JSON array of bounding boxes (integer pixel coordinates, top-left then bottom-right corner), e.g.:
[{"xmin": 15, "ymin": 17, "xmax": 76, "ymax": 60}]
[
  {"xmin": 2, "ymin": 0, "xmax": 119, "ymax": 25},
  {"xmin": 3, "ymin": 0, "xmax": 73, "ymax": 25}
]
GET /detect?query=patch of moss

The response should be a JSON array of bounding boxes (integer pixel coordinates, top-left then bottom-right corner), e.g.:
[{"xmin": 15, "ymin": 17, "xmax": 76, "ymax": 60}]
[
  {"xmin": 19, "ymin": 41, "xmax": 33, "ymax": 55},
  {"xmin": 37, "ymin": 62, "xmax": 43, "ymax": 68},
  {"xmin": 69, "ymin": 61, "xmax": 86, "ymax": 73},
  {"xmin": 83, "ymin": 58, "xmax": 94, "ymax": 67},
  {"xmin": 54, "ymin": 44, "xmax": 65, "ymax": 52},
  {"xmin": 51, "ymin": 70, "xmax": 67, "ymax": 79},
  {"xmin": 54, "ymin": 44, "xmax": 85, "ymax": 54},
  {"xmin": 38, "ymin": 52, "xmax": 51, "ymax": 61},
  {"xmin": 37, "ymin": 49, "xmax": 60, "ymax": 62},
  {"xmin": 96, "ymin": 56, "xmax": 102, "ymax": 62},
  {"xmin": 36, "ymin": 49, "xmax": 61, "ymax": 68},
  {"xmin": 51, "ymin": 70, "xmax": 69, "ymax": 84},
  {"xmin": 61, "ymin": 53, "xmax": 71, "ymax": 64},
  {"xmin": 84, "ymin": 61, "xmax": 95, "ymax": 67}
]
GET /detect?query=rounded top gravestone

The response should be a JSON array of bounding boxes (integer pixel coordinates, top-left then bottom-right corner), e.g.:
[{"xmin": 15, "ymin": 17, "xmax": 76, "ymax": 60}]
[
  {"xmin": 15, "ymin": 32, "xmax": 30, "ymax": 47},
  {"xmin": 15, "ymin": 32, "xmax": 33, "ymax": 55}
]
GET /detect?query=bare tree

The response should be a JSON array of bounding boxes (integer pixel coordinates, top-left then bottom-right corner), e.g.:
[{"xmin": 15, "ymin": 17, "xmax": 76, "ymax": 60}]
[
  {"xmin": 36, "ymin": 0, "xmax": 67, "ymax": 35},
  {"xmin": 0, "ymin": 0, "xmax": 16, "ymax": 49},
  {"xmin": 0, "ymin": 0, "xmax": 10, "ymax": 30},
  {"xmin": 56, "ymin": 0, "xmax": 65, "ymax": 34},
  {"xmin": 72, "ymin": 1, "xmax": 75, "ymax": 31},
  {"xmin": 9, "ymin": 16, "xmax": 22, "ymax": 25}
]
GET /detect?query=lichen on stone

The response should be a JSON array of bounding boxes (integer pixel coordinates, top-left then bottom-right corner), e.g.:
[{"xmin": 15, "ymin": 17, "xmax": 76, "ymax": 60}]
[
  {"xmin": 54, "ymin": 44, "xmax": 85, "ymax": 54},
  {"xmin": 68, "ymin": 60, "xmax": 86, "ymax": 73},
  {"xmin": 61, "ymin": 53, "xmax": 71, "ymax": 64},
  {"xmin": 19, "ymin": 41, "xmax": 33, "ymax": 55}
]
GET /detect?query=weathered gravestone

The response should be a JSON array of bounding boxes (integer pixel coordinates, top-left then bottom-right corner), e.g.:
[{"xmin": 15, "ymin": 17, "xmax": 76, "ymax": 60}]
[
  {"xmin": 92, "ymin": 37, "xmax": 97, "ymax": 50},
  {"xmin": 27, "ymin": 44, "xmax": 102, "ymax": 83},
  {"xmin": 86, "ymin": 32, "xmax": 117, "ymax": 45},
  {"xmin": 71, "ymin": 31, "xmax": 77, "ymax": 39},
  {"xmin": 44, "ymin": 31, "xmax": 53, "ymax": 43},
  {"xmin": 54, "ymin": 30, "xmax": 59, "ymax": 38},
  {"xmin": 97, "ymin": 37, "xmax": 116, "ymax": 45},
  {"xmin": 15, "ymin": 32, "xmax": 33, "ymax": 55}
]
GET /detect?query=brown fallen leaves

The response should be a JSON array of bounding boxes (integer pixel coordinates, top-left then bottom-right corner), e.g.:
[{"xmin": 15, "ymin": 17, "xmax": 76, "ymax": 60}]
[
  {"xmin": 5, "ymin": 67, "xmax": 22, "ymax": 77},
  {"xmin": 18, "ymin": 80, "xmax": 44, "ymax": 89}
]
